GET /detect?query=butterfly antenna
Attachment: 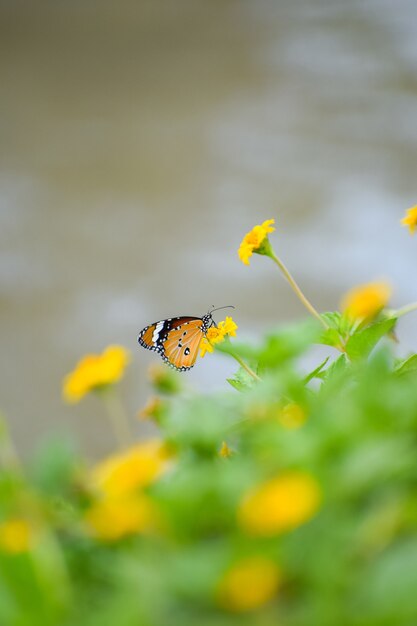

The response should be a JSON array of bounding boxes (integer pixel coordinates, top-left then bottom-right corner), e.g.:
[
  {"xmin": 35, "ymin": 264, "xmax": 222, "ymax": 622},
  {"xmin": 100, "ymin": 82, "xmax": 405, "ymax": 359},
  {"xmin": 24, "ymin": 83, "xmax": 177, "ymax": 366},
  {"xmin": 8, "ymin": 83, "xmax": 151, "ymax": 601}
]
[{"xmin": 210, "ymin": 305, "xmax": 235, "ymax": 314}]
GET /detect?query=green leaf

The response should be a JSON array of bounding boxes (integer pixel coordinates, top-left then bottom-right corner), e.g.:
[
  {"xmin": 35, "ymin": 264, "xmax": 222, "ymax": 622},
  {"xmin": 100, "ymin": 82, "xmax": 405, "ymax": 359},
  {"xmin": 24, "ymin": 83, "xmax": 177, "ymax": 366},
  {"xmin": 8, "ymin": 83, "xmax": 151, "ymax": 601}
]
[
  {"xmin": 319, "ymin": 327, "xmax": 343, "ymax": 348},
  {"xmin": 259, "ymin": 319, "xmax": 321, "ymax": 369},
  {"xmin": 226, "ymin": 366, "xmax": 255, "ymax": 392},
  {"xmin": 354, "ymin": 538, "xmax": 417, "ymax": 622},
  {"xmin": 321, "ymin": 311, "xmax": 343, "ymax": 329},
  {"xmin": 394, "ymin": 354, "xmax": 417, "ymax": 377},
  {"xmin": 30, "ymin": 436, "xmax": 79, "ymax": 497},
  {"xmin": 317, "ymin": 353, "xmax": 349, "ymax": 381},
  {"xmin": 303, "ymin": 357, "xmax": 330, "ymax": 384},
  {"xmin": 319, "ymin": 311, "xmax": 356, "ymax": 347},
  {"xmin": 345, "ymin": 317, "xmax": 397, "ymax": 361}
]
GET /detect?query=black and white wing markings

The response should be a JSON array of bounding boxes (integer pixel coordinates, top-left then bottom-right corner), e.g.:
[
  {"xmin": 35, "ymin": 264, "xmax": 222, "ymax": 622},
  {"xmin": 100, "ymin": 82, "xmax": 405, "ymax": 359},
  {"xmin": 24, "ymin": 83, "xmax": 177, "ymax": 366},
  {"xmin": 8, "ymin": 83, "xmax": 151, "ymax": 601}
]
[{"xmin": 137, "ymin": 313, "xmax": 216, "ymax": 372}]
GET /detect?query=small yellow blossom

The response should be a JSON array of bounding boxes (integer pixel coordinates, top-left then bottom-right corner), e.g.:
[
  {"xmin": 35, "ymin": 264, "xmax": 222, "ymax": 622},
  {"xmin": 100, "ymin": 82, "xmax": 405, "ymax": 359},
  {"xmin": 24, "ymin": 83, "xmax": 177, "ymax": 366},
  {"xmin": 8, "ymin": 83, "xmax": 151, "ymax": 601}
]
[
  {"xmin": 85, "ymin": 493, "xmax": 155, "ymax": 541},
  {"xmin": 341, "ymin": 281, "xmax": 392, "ymax": 321},
  {"xmin": 0, "ymin": 519, "xmax": 32, "ymax": 554},
  {"xmin": 63, "ymin": 345, "xmax": 130, "ymax": 403},
  {"xmin": 217, "ymin": 316, "xmax": 238, "ymax": 337},
  {"xmin": 200, "ymin": 316, "xmax": 238, "ymax": 358},
  {"xmin": 206, "ymin": 327, "xmax": 225, "ymax": 345},
  {"xmin": 238, "ymin": 219, "xmax": 275, "ymax": 265},
  {"xmin": 401, "ymin": 205, "xmax": 417, "ymax": 234},
  {"xmin": 90, "ymin": 438, "xmax": 171, "ymax": 499},
  {"xmin": 217, "ymin": 556, "xmax": 281, "ymax": 612},
  {"xmin": 278, "ymin": 403, "xmax": 307, "ymax": 429},
  {"xmin": 199, "ymin": 338, "xmax": 215, "ymax": 358},
  {"xmin": 238, "ymin": 472, "xmax": 321, "ymax": 536},
  {"xmin": 219, "ymin": 441, "xmax": 233, "ymax": 458}
]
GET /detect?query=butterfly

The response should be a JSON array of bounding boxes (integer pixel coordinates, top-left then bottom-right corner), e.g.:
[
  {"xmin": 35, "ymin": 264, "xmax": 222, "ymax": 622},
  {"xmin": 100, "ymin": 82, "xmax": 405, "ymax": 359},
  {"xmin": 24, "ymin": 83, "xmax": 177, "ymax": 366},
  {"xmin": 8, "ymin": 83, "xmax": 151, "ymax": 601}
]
[{"xmin": 137, "ymin": 306, "xmax": 234, "ymax": 371}]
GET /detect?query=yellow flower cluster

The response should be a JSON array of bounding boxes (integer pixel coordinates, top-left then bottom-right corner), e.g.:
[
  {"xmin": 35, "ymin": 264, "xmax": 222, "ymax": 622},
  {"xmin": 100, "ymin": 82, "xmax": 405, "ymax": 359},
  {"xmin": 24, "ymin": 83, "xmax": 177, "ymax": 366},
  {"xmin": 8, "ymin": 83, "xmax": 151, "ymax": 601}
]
[
  {"xmin": 90, "ymin": 438, "xmax": 171, "ymax": 498},
  {"xmin": 0, "ymin": 518, "xmax": 32, "ymax": 554},
  {"xmin": 219, "ymin": 441, "xmax": 233, "ymax": 458},
  {"xmin": 200, "ymin": 316, "xmax": 238, "ymax": 358},
  {"xmin": 85, "ymin": 438, "xmax": 171, "ymax": 541},
  {"xmin": 238, "ymin": 219, "xmax": 275, "ymax": 265},
  {"xmin": 401, "ymin": 205, "xmax": 417, "ymax": 234},
  {"xmin": 341, "ymin": 281, "xmax": 392, "ymax": 322},
  {"xmin": 278, "ymin": 403, "xmax": 307, "ymax": 429},
  {"xmin": 85, "ymin": 493, "xmax": 155, "ymax": 542},
  {"xmin": 217, "ymin": 556, "xmax": 280, "ymax": 612},
  {"xmin": 63, "ymin": 345, "xmax": 130, "ymax": 403},
  {"xmin": 238, "ymin": 471, "xmax": 321, "ymax": 536}
]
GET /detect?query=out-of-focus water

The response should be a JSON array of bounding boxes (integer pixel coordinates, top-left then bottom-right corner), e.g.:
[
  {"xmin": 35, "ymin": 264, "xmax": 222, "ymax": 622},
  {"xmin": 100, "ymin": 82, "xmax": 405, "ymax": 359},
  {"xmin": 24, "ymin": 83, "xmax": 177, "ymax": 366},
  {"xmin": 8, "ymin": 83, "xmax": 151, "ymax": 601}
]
[{"xmin": 1, "ymin": 0, "xmax": 417, "ymax": 457}]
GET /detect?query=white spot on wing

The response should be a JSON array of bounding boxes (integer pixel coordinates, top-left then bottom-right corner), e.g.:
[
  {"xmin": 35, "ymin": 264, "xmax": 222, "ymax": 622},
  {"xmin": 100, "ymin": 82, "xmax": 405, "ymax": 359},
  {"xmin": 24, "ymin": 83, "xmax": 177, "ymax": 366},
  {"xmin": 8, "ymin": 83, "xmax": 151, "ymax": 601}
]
[{"xmin": 152, "ymin": 321, "xmax": 164, "ymax": 343}]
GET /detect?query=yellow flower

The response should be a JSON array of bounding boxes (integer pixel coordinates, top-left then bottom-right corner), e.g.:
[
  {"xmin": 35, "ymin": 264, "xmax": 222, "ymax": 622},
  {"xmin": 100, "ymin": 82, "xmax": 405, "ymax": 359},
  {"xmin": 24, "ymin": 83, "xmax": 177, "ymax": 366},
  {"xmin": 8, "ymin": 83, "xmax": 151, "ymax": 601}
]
[
  {"xmin": 200, "ymin": 316, "xmax": 238, "ymax": 358},
  {"xmin": 206, "ymin": 327, "xmax": 225, "ymax": 345},
  {"xmin": 90, "ymin": 438, "xmax": 171, "ymax": 499},
  {"xmin": 217, "ymin": 556, "xmax": 281, "ymax": 612},
  {"xmin": 219, "ymin": 441, "xmax": 233, "ymax": 458},
  {"xmin": 341, "ymin": 281, "xmax": 392, "ymax": 321},
  {"xmin": 63, "ymin": 345, "xmax": 130, "ymax": 403},
  {"xmin": 85, "ymin": 439, "xmax": 171, "ymax": 541},
  {"xmin": 0, "ymin": 519, "xmax": 32, "ymax": 554},
  {"xmin": 278, "ymin": 403, "xmax": 307, "ymax": 429},
  {"xmin": 238, "ymin": 219, "xmax": 275, "ymax": 265},
  {"xmin": 199, "ymin": 338, "xmax": 215, "ymax": 358},
  {"xmin": 238, "ymin": 472, "xmax": 321, "ymax": 536},
  {"xmin": 217, "ymin": 316, "xmax": 238, "ymax": 337},
  {"xmin": 85, "ymin": 492, "xmax": 155, "ymax": 541},
  {"xmin": 401, "ymin": 205, "xmax": 417, "ymax": 234}
]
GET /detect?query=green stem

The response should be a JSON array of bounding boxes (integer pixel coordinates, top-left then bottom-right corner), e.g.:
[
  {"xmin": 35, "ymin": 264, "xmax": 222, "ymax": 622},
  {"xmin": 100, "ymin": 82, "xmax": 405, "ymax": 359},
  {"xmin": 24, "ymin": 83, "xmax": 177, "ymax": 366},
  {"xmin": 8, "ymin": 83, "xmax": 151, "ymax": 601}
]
[
  {"xmin": 392, "ymin": 301, "xmax": 417, "ymax": 319},
  {"xmin": 229, "ymin": 351, "xmax": 262, "ymax": 382},
  {"xmin": 100, "ymin": 388, "xmax": 132, "ymax": 448},
  {"xmin": 269, "ymin": 251, "xmax": 329, "ymax": 330}
]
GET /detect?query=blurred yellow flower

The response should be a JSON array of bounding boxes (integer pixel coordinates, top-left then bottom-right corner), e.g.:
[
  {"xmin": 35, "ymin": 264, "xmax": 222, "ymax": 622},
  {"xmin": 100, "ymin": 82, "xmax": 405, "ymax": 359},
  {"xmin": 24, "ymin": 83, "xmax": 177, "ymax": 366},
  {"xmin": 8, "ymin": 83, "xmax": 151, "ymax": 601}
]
[
  {"xmin": 0, "ymin": 518, "xmax": 32, "ymax": 554},
  {"xmin": 341, "ymin": 281, "xmax": 392, "ymax": 321},
  {"xmin": 219, "ymin": 441, "xmax": 233, "ymax": 458},
  {"xmin": 200, "ymin": 317, "xmax": 238, "ymax": 358},
  {"xmin": 238, "ymin": 472, "xmax": 321, "ymax": 536},
  {"xmin": 85, "ymin": 493, "xmax": 155, "ymax": 541},
  {"xmin": 401, "ymin": 205, "xmax": 417, "ymax": 234},
  {"xmin": 90, "ymin": 438, "xmax": 171, "ymax": 499},
  {"xmin": 63, "ymin": 345, "xmax": 130, "ymax": 403},
  {"xmin": 238, "ymin": 219, "xmax": 275, "ymax": 265},
  {"xmin": 217, "ymin": 556, "xmax": 280, "ymax": 612},
  {"xmin": 278, "ymin": 403, "xmax": 307, "ymax": 429}
]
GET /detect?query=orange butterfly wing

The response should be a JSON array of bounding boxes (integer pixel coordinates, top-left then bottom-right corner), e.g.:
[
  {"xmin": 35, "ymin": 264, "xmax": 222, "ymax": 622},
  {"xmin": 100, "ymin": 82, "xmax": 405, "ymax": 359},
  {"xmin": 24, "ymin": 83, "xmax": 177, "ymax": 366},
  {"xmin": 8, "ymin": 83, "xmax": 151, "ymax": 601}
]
[
  {"xmin": 162, "ymin": 319, "xmax": 204, "ymax": 370},
  {"xmin": 138, "ymin": 314, "xmax": 213, "ymax": 371},
  {"xmin": 139, "ymin": 325, "xmax": 158, "ymax": 349}
]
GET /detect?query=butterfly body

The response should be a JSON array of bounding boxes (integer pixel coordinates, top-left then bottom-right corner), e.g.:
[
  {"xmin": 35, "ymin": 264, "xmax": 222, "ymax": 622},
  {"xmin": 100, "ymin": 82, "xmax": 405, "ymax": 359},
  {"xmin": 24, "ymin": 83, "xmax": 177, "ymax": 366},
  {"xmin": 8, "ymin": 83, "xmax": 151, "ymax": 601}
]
[{"xmin": 138, "ymin": 313, "xmax": 214, "ymax": 371}]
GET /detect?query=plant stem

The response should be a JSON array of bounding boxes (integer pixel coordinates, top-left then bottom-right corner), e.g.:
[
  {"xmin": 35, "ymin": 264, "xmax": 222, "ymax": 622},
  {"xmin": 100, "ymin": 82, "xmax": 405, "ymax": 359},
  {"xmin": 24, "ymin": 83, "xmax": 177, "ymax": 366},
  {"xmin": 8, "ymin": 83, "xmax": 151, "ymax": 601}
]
[
  {"xmin": 269, "ymin": 251, "xmax": 329, "ymax": 330},
  {"xmin": 229, "ymin": 351, "xmax": 262, "ymax": 382},
  {"xmin": 392, "ymin": 301, "xmax": 417, "ymax": 318},
  {"xmin": 101, "ymin": 388, "xmax": 132, "ymax": 448}
]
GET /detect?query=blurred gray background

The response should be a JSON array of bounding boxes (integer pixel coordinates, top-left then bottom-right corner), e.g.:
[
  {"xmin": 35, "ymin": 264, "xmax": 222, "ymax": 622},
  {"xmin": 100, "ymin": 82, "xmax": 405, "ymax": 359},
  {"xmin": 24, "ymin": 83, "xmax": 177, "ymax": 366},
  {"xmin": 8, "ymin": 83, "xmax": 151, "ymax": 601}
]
[{"xmin": 1, "ymin": 0, "xmax": 417, "ymax": 457}]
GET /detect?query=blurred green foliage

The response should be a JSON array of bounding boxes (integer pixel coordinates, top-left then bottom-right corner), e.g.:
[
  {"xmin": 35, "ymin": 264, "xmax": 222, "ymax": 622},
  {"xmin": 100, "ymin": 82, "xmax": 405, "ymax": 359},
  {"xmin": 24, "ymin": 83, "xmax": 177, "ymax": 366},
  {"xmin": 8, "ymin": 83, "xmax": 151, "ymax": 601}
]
[{"xmin": 1, "ymin": 311, "xmax": 417, "ymax": 626}]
